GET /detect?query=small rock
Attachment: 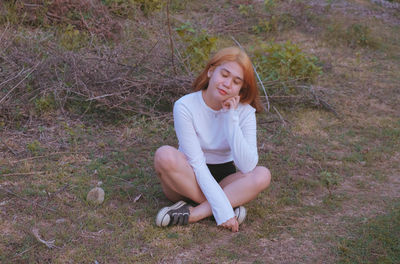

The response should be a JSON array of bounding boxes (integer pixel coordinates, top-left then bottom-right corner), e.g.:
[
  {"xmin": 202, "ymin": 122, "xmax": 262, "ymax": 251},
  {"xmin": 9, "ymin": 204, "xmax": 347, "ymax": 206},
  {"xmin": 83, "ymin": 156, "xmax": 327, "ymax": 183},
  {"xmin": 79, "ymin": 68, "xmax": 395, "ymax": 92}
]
[{"xmin": 87, "ymin": 187, "xmax": 105, "ymax": 205}]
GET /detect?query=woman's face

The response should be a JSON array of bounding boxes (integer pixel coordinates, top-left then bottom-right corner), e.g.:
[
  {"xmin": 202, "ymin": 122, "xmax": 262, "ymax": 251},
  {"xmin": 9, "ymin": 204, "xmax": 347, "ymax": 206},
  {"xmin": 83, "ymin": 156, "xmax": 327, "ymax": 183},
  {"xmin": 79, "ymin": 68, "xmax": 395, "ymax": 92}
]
[{"xmin": 206, "ymin": 61, "xmax": 244, "ymax": 102}]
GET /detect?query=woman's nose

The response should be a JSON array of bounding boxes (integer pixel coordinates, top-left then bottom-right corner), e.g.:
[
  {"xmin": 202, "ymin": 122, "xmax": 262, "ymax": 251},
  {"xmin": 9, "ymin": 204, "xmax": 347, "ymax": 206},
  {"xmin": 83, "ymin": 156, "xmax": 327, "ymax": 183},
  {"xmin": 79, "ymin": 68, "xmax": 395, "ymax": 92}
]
[{"xmin": 223, "ymin": 78, "xmax": 232, "ymax": 88}]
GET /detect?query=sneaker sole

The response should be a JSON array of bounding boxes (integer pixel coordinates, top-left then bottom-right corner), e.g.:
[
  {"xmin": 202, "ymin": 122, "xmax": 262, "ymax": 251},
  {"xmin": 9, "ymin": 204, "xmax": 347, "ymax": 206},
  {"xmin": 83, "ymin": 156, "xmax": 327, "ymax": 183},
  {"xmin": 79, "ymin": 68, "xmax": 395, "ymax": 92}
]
[
  {"xmin": 155, "ymin": 200, "xmax": 187, "ymax": 227},
  {"xmin": 234, "ymin": 206, "xmax": 247, "ymax": 225}
]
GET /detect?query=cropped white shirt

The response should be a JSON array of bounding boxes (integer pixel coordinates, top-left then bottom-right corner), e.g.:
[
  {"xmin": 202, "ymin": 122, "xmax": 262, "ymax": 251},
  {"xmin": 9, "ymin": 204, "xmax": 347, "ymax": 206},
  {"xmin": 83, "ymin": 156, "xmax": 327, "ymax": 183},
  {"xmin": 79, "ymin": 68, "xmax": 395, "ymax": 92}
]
[{"xmin": 173, "ymin": 91, "xmax": 258, "ymax": 225}]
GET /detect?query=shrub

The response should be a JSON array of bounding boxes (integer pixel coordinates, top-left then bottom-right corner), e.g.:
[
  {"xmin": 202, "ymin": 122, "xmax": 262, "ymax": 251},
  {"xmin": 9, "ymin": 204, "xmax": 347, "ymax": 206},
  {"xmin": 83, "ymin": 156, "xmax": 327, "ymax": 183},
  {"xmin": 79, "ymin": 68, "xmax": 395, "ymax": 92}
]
[
  {"xmin": 325, "ymin": 22, "xmax": 379, "ymax": 49},
  {"xmin": 252, "ymin": 17, "xmax": 278, "ymax": 34},
  {"xmin": 34, "ymin": 94, "xmax": 55, "ymax": 115},
  {"xmin": 26, "ymin": 140, "xmax": 43, "ymax": 155},
  {"xmin": 252, "ymin": 41, "xmax": 322, "ymax": 84},
  {"xmin": 102, "ymin": 0, "xmax": 136, "ymax": 17},
  {"xmin": 134, "ymin": 0, "xmax": 163, "ymax": 16},
  {"xmin": 59, "ymin": 24, "xmax": 89, "ymax": 50},
  {"xmin": 102, "ymin": 0, "xmax": 163, "ymax": 17},
  {"xmin": 0, "ymin": 0, "xmax": 51, "ymax": 26},
  {"xmin": 175, "ymin": 22, "xmax": 217, "ymax": 73},
  {"xmin": 238, "ymin": 4, "xmax": 254, "ymax": 17},
  {"xmin": 346, "ymin": 23, "xmax": 374, "ymax": 48},
  {"xmin": 264, "ymin": 0, "xmax": 277, "ymax": 13},
  {"xmin": 319, "ymin": 170, "xmax": 341, "ymax": 195},
  {"xmin": 1, "ymin": 0, "xmax": 121, "ymax": 40}
]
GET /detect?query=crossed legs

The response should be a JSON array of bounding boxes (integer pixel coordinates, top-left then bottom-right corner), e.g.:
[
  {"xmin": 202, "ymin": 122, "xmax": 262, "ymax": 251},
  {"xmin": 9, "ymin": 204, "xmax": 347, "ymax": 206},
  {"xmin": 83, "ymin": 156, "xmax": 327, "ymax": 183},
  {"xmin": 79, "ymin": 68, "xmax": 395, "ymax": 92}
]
[{"xmin": 154, "ymin": 145, "xmax": 271, "ymax": 224}]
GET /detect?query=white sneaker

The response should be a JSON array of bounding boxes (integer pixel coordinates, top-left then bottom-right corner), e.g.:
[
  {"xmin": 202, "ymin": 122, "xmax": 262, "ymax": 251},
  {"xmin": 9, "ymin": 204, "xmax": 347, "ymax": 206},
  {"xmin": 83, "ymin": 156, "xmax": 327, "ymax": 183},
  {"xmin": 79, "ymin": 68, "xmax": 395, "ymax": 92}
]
[
  {"xmin": 155, "ymin": 201, "xmax": 190, "ymax": 227},
  {"xmin": 234, "ymin": 206, "xmax": 247, "ymax": 225}
]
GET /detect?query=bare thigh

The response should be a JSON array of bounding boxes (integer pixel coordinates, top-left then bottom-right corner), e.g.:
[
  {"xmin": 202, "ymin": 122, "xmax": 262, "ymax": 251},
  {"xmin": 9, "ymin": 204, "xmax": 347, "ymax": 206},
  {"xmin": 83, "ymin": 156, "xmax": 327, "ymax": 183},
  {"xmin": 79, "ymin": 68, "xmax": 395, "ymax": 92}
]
[
  {"xmin": 218, "ymin": 170, "xmax": 247, "ymax": 189},
  {"xmin": 154, "ymin": 145, "xmax": 206, "ymax": 203},
  {"xmin": 219, "ymin": 166, "xmax": 271, "ymax": 189}
]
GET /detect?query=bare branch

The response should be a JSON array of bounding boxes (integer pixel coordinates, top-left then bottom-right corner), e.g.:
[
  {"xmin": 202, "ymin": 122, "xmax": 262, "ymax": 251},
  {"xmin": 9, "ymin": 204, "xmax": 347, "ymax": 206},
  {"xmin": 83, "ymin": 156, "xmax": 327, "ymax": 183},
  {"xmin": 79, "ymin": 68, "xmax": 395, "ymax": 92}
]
[
  {"xmin": 32, "ymin": 228, "xmax": 57, "ymax": 249},
  {"xmin": 86, "ymin": 90, "xmax": 131, "ymax": 101},
  {"xmin": 166, "ymin": 0, "xmax": 177, "ymax": 75},
  {"xmin": 273, "ymin": 106, "xmax": 287, "ymax": 126},
  {"xmin": 0, "ymin": 66, "xmax": 26, "ymax": 88},
  {"xmin": 0, "ymin": 138, "xmax": 18, "ymax": 156},
  {"xmin": 0, "ymin": 60, "xmax": 42, "ymax": 104},
  {"xmin": 0, "ymin": 21, "xmax": 10, "ymax": 43},
  {"xmin": 0, "ymin": 186, "xmax": 57, "ymax": 213},
  {"xmin": 298, "ymin": 85, "xmax": 339, "ymax": 118},
  {"xmin": 231, "ymin": 36, "xmax": 270, "ymax": 111},
  {"xmin": 1, "ymin": 172, "xmax": 44, "ymax": 177}
]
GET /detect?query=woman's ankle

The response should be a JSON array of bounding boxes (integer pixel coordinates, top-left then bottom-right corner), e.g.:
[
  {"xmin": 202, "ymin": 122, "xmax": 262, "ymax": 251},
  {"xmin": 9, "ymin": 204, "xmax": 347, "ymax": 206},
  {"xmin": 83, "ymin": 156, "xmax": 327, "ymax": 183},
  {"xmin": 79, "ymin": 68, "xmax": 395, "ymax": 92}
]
[{"xmin": 188, "ymin": 206, "xmax": 197, "ymax": 223}]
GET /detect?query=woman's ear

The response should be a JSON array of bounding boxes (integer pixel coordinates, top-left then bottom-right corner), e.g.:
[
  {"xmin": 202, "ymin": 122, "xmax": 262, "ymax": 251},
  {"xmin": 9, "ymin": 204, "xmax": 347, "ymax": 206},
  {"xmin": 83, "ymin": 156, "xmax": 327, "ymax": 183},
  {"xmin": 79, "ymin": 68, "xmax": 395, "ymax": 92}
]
[
  {"xmin": 207, "ymin": 69, "xmax": 213, "ymax": 78},
  {"xmin": 207, "ymin": 66, "xmax": 215, "ymax": 78}
]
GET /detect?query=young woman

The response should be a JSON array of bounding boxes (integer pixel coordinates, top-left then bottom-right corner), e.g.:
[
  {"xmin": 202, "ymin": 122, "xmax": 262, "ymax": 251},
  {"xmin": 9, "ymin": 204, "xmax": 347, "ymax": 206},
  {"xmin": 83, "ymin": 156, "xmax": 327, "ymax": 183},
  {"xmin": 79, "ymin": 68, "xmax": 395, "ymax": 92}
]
[{"xmin": 154, "ymin": 47, "xmax": 271, "ymax": 232}]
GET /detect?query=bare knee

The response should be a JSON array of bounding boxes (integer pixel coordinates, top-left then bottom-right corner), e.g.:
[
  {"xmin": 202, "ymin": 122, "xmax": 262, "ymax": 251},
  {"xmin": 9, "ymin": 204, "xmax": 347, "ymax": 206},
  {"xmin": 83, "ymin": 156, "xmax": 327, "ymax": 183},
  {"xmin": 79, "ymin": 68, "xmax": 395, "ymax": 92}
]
[
  {"xmin": 252, "ymin": 166, "xmax": 271, "ymax": 191},
  {"xmin": 154, "ymin": 145, "xmax": 178, "ymax": 173}
]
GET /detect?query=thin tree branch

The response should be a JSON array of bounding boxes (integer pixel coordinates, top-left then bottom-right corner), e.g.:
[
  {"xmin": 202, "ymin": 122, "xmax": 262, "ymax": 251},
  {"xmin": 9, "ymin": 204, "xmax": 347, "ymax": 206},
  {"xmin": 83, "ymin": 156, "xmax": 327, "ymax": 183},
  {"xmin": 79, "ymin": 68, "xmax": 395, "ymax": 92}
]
[
  {"xmin": 0, "ymin": 21, "xmax": 10, "ymax": 43},
  {"xmin": 0, "ymin": 138, "xmax": 18, "ymax": 156},
  {"xmin": 1, "ymin": 172, "xmax": 44, "ymax": 177},
  {"xmin": 166, "ymin": 0, "xmax": 176, "ymax": 75},
  {"xmin": 0, "ymin": 187, "xmax": 57, "ymax": 213},
  {"xmin": 0, "ymin": 60, "xmax": 42, "ymax": 104},
  {"xmin": 299, "ymin": 85, "xmax": 339, "ymax": 118},
  {"xmin": 0, "ymin": 66, "xmax": 25, "ymax": 88},
  {"xmin": 273, "ymin": 106, "xmax": 287, "ymax": 126},
  {"xmin": 231, "ymin": 36, "xmax": 270, "ymax": 111},
  {"xmin": 11, "ymin": 151, "xmax": 86, "ymax": 164},
  {"xmin": 86, "ymin": 90, "xmax": 131, "ymax": 101}
]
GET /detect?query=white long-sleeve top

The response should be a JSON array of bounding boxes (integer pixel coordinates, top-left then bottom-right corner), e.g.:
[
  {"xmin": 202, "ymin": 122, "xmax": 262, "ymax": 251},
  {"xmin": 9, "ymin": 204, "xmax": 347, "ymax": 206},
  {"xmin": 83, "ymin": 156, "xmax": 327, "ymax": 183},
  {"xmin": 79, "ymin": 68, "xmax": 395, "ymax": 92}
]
[{"xmin": 173, "ymin": 91, "xmax": 258, "ymax": 225}]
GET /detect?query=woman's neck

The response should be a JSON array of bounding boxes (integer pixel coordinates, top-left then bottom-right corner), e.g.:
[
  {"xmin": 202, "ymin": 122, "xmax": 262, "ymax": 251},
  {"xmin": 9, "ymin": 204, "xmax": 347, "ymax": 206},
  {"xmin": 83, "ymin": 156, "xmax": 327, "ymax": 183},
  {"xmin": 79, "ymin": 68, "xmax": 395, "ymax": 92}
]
[{"xmin": 202, "ymin": 90, "xmax": 222, "ymax": 111}]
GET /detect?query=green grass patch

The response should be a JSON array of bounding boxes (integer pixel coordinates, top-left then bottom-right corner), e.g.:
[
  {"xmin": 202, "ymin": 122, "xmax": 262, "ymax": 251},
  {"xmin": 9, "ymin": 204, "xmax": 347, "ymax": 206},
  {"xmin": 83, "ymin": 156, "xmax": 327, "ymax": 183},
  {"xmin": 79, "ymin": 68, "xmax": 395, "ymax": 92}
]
[
  {"xmin": 324, "ymin": 21, "xmax": 380, "ymax": 49},
  {"xmin": 336, "ymin": 203, "xmax": 400, "ymax": 263},
  {"xmin": 215, "ymin": 246, "xmax": 241, "ymax": 261}
]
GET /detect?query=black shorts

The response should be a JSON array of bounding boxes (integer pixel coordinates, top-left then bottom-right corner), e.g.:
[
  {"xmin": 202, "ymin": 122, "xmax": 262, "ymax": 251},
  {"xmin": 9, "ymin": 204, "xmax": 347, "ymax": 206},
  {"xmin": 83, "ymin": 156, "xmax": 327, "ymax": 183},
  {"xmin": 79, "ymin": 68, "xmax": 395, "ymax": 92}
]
[{"xmin": 206, "ymin": 161, "xmax": 236, "ymax": 183}]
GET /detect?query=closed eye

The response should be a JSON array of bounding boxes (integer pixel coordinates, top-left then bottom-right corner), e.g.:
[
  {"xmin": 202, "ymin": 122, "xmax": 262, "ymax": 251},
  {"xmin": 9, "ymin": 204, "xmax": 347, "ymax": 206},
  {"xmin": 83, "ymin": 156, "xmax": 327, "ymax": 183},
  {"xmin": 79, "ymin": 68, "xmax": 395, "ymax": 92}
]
[
  {"xmin": 221, "ymin": 69, "xmax": 229, "ymax": 78},
  {"xmin": 234, "ymin": 78, "xmax": 243, "ymax": 85},
  {"xmin": 220, "ymin": 68, "xmax": 243, "ymax": 83}
]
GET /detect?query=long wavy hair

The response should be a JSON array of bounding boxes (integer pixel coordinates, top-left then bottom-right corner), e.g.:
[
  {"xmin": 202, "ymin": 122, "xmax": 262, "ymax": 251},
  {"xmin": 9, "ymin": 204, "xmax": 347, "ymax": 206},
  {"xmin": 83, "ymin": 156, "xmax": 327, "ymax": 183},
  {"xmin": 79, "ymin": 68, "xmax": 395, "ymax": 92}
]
[{"xmin": 193, "ymin": 47, "xmax": 262, "ymax": 112}]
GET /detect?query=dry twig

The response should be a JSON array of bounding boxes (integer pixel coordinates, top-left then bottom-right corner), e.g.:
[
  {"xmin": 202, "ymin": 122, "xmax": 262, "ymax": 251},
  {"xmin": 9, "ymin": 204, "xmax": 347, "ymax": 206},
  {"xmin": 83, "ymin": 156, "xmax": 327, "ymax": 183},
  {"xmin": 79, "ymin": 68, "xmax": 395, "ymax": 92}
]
[
  {"xmin": 11, "ymin": 151, "xmax": 85, "ymax": 164},
  {"xmin": 32, "ymin": 228, "xmax": 56, "ymax": 249},
  {"xmin": 0, "ymin": 21, "xmax": 10, "ymax": 43},
  {"xmin": 231, "ymin": 36, "xmax": 270, "ymax": 111},
  {"xmin": 273, "ymin": 106, "xmax": 287, "ymax": 126},
  {"xmin": 0, "ymin": 138, "xmax": 18, "ymax": 156},
  {"xmin": 299, "ymin": 85, "xmax": 339, "ymax": 117},
  {"xmin": 0, "ymin": 186, "xmax": 57, "ymax": 213},
  {"xmin": 166, "ymin": 0, "xmax": 176, "ymax": 75},
  {"xmin": 0, "ymin": 66, "xmax": 26, "ymax": 88},
  {"xmin": 1, "ymin": 172, "xmax": 44, "ymax": 177},
  {"xmin": 0, "ymin": 60, "xmax": 42, "ymax": 104}
]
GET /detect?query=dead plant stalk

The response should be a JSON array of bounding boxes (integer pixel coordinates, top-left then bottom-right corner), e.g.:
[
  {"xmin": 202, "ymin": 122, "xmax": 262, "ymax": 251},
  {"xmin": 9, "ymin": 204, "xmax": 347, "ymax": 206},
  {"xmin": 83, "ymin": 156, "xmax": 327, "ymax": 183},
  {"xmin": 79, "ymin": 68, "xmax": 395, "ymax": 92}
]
[{"xmin": 0, "ymin": 60, "xmax": 42, "ymax": 104}]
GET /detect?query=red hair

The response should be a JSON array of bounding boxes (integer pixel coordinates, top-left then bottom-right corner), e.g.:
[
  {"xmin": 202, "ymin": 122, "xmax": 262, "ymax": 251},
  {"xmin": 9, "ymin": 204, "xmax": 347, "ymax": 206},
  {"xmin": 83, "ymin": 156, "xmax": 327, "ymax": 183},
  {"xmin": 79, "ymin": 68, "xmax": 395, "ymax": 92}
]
[{"xmin": 193, "ymin": 47, "xmax": 262, "ymax": 112}]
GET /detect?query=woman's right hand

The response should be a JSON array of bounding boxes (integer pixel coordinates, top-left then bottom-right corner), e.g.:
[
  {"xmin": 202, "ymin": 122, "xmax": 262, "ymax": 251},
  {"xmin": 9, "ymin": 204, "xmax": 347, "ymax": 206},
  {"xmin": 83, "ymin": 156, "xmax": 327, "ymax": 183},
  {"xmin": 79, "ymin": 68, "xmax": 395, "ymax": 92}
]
[
  {"xmin": 222, "ymin": 95, "xmax": 240, "ymax": 111},
  {"xmin": 221, "ymin": 216, "xmax": 239, "ymax": 232}
]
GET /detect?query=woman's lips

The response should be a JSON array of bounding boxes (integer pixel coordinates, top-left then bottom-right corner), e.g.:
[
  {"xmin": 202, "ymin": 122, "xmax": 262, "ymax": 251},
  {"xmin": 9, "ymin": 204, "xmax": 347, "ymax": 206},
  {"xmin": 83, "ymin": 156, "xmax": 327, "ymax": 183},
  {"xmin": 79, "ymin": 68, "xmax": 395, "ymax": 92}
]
[{"xmin": 218, "ymin": 88, "xmax": 227, "ymax": 95}]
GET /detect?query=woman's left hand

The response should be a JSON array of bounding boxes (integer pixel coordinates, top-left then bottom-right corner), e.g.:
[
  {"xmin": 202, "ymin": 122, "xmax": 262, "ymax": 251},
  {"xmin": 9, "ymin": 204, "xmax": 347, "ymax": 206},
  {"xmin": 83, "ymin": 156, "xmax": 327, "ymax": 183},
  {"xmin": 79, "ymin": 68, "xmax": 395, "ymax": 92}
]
[
  {"xmin": 221, "ymin": 216, "xmax": 239, "ymax": 232},
  {"xmin": 222, "ymin": 95, "xmax": 240, "ymax": 111}
]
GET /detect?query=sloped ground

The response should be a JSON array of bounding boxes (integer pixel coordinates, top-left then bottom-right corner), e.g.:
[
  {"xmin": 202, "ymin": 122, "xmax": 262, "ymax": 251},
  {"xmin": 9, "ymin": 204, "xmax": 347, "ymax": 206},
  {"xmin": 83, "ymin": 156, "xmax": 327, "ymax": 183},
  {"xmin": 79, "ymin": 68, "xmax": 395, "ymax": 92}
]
[{"xmin": 1, "ymin": 0, "xmax": 399, "ymax": 263}]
